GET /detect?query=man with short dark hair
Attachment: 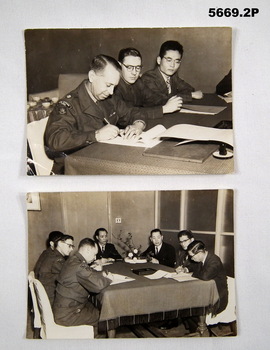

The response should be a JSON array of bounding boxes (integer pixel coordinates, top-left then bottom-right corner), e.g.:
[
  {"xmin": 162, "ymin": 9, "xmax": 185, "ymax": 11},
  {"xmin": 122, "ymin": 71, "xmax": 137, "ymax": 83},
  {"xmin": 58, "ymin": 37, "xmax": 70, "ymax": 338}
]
[
  {"xmin": 34, "ymin": 233, "xmax": 74, "ymax": 305},
  {"xmin": 175, "ymin": 229, "xmax": 197, "ymax": 273},
  {"xmin": 45, "ymin": 54, "xmax": 146, "ymax": 174},
  {"xmin": 93, "ymin": 227, "xmax": 122, "ymax": 261},
  {"xmin": 53, "ymin": 238, "xmax": 113, "ymax": 328},
  {"xmin": 115, "ymin": 47, "xmax": 183, "ymax": 119},
  {"xmin": 142, "ymin": 228, "xmax": 176, "ymax": 267},
  {"xmin": 142, "ymin": 40, "xmax": 203, "ymax": 104}
]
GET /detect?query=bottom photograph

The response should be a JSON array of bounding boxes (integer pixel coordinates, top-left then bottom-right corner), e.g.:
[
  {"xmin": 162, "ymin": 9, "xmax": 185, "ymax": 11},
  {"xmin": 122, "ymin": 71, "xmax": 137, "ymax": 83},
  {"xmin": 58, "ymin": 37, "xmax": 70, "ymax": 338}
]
[{"xmin": 27, "ymin": 190, "xmax": 236, "ymax": 339}]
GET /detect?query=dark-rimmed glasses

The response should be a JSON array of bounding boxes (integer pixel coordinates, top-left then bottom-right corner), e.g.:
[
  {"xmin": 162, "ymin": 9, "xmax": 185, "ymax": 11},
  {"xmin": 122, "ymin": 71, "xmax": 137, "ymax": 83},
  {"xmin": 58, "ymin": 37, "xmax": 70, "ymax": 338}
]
[{"xmin": 122, "ymin": 63, "xmax": 142, "ymax": 72}]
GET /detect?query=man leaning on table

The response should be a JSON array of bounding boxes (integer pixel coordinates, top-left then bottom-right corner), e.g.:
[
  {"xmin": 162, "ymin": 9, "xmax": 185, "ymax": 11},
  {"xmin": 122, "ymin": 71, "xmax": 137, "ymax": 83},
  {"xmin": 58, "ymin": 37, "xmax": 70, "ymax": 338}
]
[
  {"xmin": 44, "ymin": 54, "xmax": 147, "ymax": 174},
  {"xmin": 142, "ymin": 40, "xmax": 203, "ymax": 104},
  {"xmin": 142, "ymin": 228, "xmax": 176, "ymax": 267},
  {"xmin": 53, "ymin": 238, "xmax": 114, "ymax": 337}
]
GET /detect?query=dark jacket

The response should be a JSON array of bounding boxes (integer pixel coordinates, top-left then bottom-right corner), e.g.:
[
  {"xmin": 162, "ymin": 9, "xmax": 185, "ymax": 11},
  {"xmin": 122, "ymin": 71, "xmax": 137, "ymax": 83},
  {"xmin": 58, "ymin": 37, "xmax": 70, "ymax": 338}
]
[
  {"xmin": 53, "ymin": 252, "xmax": 111, "ymax": 326},
  {"xmin": 142, "ymin": 241, "xmax": 176, "ymax": 267},
  {"xmin": 175, "ymin": 248, "xmax": 198, "ymax": 273},
  {"xmin": 34, "ymin": 248, "xmax": 65, "ymax": 306},
  {"xmin": 114, "ymin": 78, "xmax": 163, "ymax": 119},
  {"xmin": 192, "ymin": 252, "xmax": 228, "ymax": 313},
  {"xmin": 96, "ymin": 242, "xmax": 122, "ymax": 260},
  {"xmin": 142, "ymin": 67, "xmax": 194, "ymax": 103},
  {"xmin": 45, "ymin": 80, "xmax": 147, "ymax": 154}
]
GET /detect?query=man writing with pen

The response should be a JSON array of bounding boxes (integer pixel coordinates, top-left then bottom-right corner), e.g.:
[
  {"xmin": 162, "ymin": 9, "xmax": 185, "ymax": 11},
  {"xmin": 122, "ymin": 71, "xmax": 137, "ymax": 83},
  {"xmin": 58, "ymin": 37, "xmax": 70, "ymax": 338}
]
[{"xmin": 44, "ymin": 54, "xmax": 146, "ymax": 174}]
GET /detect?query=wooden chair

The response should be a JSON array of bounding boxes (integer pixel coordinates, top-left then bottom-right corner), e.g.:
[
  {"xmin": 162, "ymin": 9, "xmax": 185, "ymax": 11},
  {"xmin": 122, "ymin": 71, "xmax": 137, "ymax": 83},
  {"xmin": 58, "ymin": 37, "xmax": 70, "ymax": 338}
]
[
  {"xmin": 27, "ymin": 117, "xmax": 54, "ymax": 176},
  {"xmin": 28, "ymin": 272, "xmax": 94, "ymax": 339}
]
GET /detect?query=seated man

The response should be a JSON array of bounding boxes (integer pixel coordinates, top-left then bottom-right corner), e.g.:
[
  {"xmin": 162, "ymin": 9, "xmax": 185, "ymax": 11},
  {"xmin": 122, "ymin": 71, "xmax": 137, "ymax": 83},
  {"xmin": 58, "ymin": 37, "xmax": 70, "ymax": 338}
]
[
  {"xmin": 44, "ymin": 54, "xmax": 147, "ymax": 174},
  {"xmin": 53, "ymin": 238, "xmax": 113, "ymax": 330},
  {"xmin": 142, "ymin": 40, "xmax": 203, "ymax": 104},
  {"xmin": 34, "ymin": 231, "xmax": 64, "ymax": 278},
  {"xmin": 187, "ymin": 240, "xmax": 228, "ymax": 314},
  {"xmin": 93, "ymin": 227, "xmax": 122, "ymax": 261},
  {"xmin": 115, "ymin": 47, "xmax": 182, "ymax": 119},
  {"xmin": 175, "ymin": 229, "xmax": 197, "ymax": 274},
  {"xmin": 34, "ymin": 233, "xmax": 74, "ymax": 306},
  {"xmin": 142, "ymin": 228, "xmax": 176, "ymax": 267}
]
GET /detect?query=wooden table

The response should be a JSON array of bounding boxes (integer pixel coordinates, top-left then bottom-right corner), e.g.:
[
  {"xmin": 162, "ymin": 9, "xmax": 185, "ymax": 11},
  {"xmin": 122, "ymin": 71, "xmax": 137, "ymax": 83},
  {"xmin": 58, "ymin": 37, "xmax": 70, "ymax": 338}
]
[
  {"xmin": 65, "ymin": 94, "xmax": 233, "ymax": 175},
  {"xmin": 96, "ymin": 261, "xmax": 219, "ymax": 336}
]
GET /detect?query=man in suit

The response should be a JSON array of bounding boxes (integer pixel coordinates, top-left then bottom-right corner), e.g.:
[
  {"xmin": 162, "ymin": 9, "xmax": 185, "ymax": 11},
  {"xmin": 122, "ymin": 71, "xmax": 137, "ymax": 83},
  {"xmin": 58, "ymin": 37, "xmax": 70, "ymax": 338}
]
[
  {"xmin": 93, "ymin": 227, "xmax": 122, "ymax": 261},
  {"xmin": 175, "ymin": 230, "xmax": 197, "ymax": 274},
  {"xmin": 142, "ymin": 40, "xmax": 203, "ymax": 104},
  {"xmin": 115, "ymin": 47, "xmax": 182, "ymax": 119},
  {"xmin": 187, "ymin": 240, "xmax": 228, "ymax": 314},
  {"xmin": 45, "ymin": 54, "xmax": 147, "ymax": 174},
  {"xmin": 53, "ymin": 238, "xmax": 113, "ymax": 331},
  {"xmin": 142, "ymin": 228, "xmax": 176, "ymax": 267}
]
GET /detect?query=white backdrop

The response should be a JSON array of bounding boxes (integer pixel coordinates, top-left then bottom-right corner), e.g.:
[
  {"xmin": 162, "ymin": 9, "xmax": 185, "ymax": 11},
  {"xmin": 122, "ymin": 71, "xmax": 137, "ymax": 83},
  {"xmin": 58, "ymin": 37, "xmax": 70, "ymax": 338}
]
[{"xmin": 1, "ymin": 0, "xmax": 270, "ymax": 349}]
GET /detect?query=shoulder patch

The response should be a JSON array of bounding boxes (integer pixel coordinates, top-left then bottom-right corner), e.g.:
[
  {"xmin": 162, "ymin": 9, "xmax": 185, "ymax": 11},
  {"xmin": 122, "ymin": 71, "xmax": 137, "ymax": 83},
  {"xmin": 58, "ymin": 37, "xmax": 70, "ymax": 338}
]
[
  {"xmin": 58, "ymin": 100, "xmax": 71, "ymax": 108},
  {"xmin": 80, "ymin": 262, "xmax": 90, "ymax": 270}
]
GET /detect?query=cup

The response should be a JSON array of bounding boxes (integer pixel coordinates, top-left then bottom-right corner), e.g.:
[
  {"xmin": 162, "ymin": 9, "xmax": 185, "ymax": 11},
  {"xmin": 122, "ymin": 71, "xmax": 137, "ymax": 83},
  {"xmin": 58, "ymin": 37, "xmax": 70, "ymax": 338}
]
[{"xmin": 42, "ymin": 102, "xmax": 51, "ymax": 109}]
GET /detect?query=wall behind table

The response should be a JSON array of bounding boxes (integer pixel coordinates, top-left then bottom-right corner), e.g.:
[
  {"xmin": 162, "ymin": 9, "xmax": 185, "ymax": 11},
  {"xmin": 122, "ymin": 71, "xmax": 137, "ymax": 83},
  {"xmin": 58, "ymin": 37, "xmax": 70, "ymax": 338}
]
[
  {"xmin": 28, "ymin": 191, "xmax": 156, "ymax": 270},
  {"xmin": 25, "ymin": 27, "xmax": 231, "ymax": 95}
]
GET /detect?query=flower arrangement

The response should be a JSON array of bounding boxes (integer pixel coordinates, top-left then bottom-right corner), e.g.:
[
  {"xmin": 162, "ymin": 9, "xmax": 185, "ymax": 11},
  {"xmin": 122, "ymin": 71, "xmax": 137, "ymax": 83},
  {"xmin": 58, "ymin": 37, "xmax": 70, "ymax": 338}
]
[{"xmin": 114, "ymin": 231, "xmax": 142, "ymax": 261}]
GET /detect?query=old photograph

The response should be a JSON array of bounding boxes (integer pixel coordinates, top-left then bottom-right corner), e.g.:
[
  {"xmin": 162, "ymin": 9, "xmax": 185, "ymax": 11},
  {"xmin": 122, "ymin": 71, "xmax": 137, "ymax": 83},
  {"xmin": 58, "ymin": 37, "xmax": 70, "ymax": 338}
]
[
  {"xmin": 27, "ymin": 190, "xmax": 236, "ymax": 339},
  {"xmin": 25, "ymin": 27, "xmax": 233, "ymax": 176}
]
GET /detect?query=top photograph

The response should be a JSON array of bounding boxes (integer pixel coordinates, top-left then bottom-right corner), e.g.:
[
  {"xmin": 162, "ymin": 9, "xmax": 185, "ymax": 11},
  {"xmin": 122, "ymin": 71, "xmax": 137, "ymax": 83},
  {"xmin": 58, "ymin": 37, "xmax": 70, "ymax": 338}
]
[{"xmin": 25, "ymin": 27, "xmax": 233, "ymax": 176}]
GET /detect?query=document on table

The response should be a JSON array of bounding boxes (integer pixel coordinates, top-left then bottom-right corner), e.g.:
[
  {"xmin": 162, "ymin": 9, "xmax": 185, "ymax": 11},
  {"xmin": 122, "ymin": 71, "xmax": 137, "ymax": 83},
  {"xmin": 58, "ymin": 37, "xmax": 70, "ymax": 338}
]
[
  {"xmin": 110, "ymin": 273, "xmax": 135, "ymax": 285},
  {"xmin": 180, "ymin": 104, "xmax": 227, "ymax": 115},
  {"xmin": 144, "ymin": 270, "xmax": 171, "ymax": 279},
  {"xmin": 164, "ymin": 272, "xmax": 197, "ymax": 282},
  {"xmin": 100, "ymin": 123, "xmax": 233, "ymax": 148},
  {"xmin": 99, "ymin": 124, "xmax": 165, "ymax": 148}
]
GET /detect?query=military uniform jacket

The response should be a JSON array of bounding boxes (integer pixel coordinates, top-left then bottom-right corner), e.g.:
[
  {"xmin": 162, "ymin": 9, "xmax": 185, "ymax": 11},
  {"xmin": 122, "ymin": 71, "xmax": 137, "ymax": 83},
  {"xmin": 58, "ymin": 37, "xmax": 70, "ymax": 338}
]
[
  {"xmin": 192, "ymin": 252, "xmax": 228, "ymax": 313},
  {"xmin": 45, "ymin": 80, "xmax": 147, "ymax": 154},
  {"xmin": 142, "ymin": 67, "xmax": 194, "ymax": 103},
  {"xmin": 114, "ymin": 78, "xmax": 163, "ymax": 120},
  {"xmin": 96, "ymin": 242, "xmax": 122, "ymax": 260},
  {"xmin": 142, "ymin": 242, "xmax": 176, "ymax": 267},
  {"xmin": 34, "ymin": 248, "xmax": 65, "ymax": 306},
  {"xmin": 53, "ymin": 251, "xmax": 111, "ymax": 326}
]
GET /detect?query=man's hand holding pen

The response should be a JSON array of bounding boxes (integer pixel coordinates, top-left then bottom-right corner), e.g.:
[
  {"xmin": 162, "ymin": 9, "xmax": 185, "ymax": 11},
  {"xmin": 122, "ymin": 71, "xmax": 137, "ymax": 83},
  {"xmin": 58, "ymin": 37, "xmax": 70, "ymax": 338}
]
[{"xmin": 95, "ymin": 117, "xmax": 145, "ymax": 142}]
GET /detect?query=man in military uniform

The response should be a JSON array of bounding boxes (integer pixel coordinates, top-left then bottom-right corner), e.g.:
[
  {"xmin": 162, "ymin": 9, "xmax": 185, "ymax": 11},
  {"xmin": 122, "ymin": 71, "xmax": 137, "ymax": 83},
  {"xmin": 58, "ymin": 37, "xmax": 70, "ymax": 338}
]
[
  {"xmin": 44, "ymin": 54, "xmax": 147, "ymax": 174},
  {"xmin": 53, "ymin": 238, "xmax": 113, "ymax": 330},
  {"xmin": 34, "ymin": 234, "xmax": 74, "ymax": 306}
]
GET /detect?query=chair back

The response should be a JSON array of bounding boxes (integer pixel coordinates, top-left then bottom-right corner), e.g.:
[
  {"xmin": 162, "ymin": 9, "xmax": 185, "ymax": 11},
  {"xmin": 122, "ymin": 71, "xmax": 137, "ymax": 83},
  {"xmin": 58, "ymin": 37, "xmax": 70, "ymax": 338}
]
[
  {"xmin": 28, "ymin": 271, "xmax": 42, "ymax": 329},
  {"xmin": 27, "ymin": 117, "xmax": 54, "ymax": 175},
  {"xmin": 33, "ymin": 277, "xmax": 56, "ymax": 328},
  {"xmin": 206, "ymin": 276, "xmax": 236, "ymax": 325}
]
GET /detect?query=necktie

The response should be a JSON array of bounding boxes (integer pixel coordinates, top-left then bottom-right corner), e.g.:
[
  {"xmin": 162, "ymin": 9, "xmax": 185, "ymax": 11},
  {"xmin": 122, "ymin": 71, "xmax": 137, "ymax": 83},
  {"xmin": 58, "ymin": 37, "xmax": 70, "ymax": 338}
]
[
  {"xmin": 102, "ymin": 245, "xmax": 105, "ymax": 254},
  {"xmin": 165, "ymin": 76, "xmax": 171, "ymax": 94},
  {"xmin": 155, "ymin": 247, "xmax": 159, "ymax": 256}
]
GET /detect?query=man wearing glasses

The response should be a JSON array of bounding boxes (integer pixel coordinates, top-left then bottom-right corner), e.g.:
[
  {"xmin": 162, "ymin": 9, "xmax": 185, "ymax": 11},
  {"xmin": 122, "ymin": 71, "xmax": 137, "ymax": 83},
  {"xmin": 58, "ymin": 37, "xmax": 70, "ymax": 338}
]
[
  {"xmin": 115, "ymin": 47, "xmax": 183, "ymax": 119},
  {"xmin": 34, "ymin": 234, "xmax": 74, "ymax": 306},
  {"xmin": 175, "ymin": 230, "xmax": 197, "ymax": 274},
  {"xmin": 142, "ymin": 40, "xmax": 203, "ymax": 103}
]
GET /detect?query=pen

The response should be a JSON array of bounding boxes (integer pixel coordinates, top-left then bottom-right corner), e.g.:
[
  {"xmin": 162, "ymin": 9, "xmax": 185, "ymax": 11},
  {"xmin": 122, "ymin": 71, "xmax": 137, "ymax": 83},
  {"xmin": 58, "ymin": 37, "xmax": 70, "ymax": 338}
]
[{"xmin": 104, "ymin": 112, "xmax": 116, "ymax": 125}]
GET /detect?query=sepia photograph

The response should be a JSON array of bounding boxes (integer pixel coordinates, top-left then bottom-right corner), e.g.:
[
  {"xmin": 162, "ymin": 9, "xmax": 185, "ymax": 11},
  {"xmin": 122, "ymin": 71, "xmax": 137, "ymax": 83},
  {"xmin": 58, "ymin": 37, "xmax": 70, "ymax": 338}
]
[
  {"xmin": 25, "ymin": 27, "xmax": 233, "ymax": 176},
  {"xmin": 27, "ymin": 190, "xmax": 236, "ymax": 339}
]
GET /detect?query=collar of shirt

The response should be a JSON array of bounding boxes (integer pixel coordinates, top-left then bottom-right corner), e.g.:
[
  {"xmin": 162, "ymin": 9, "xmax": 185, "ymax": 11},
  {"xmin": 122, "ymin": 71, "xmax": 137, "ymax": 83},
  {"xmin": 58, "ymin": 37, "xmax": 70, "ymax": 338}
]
[
  {"xmin": 158, "ymin": 69, "xmax": 171, "ymax": 84},
  {"xmin": 202, "ymin": 251, "xmax": 208, "ymax": 265},
  {"xmin": 85, "ymin": 81, "xmax": 98, "ymax": 103},
  {"xmin": 155, "ymin": 243, "xmax": 163, "ymax": 253}
]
